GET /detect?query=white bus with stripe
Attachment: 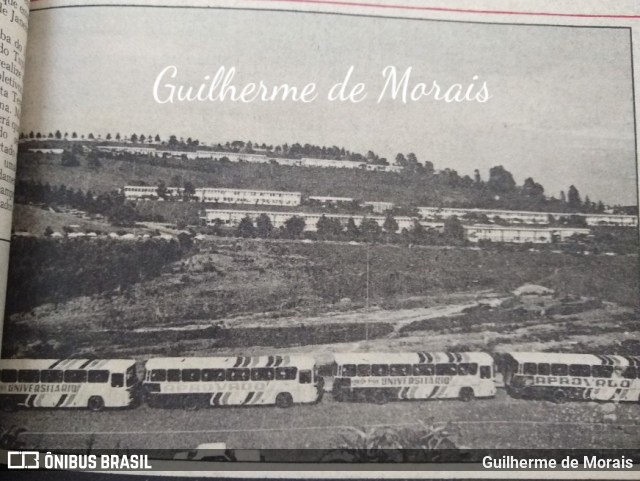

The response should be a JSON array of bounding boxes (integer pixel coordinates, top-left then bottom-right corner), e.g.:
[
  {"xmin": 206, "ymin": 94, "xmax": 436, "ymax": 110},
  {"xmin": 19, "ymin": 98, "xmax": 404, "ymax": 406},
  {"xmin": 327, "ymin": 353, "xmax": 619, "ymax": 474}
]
[
  {"xmin": 503, "ymin": 352, "xmax": 640, "ymax": 403},
  {"xmin": 332, "ymin": 352, "xmax": 496, "ymax": 403},
  {"xmin": 0, "ymin": 359, "xmax": 139, "ymax": 412},
  {"xmin": 142, "ymin": 355, "xmax": 323, "ymax": 409}
]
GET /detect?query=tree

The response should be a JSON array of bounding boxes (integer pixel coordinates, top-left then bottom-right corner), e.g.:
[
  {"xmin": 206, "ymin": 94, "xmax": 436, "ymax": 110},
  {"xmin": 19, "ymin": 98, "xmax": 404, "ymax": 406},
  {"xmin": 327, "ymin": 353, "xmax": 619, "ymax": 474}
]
[
  {"xmin": 140, "ymin": 134, "xmax": 146, "ymax": 144},
  {"xmin": 71, "ymin": 132, "xmax": 77, "ymax": 139},
  {"xmin": 168, "ymin": 135, "xmax": 178, "ymax": 146},
  {"xmin": 115, "ymin": 133, "xmax": 121, "ymax": 141},
  {"xmin": 183, "ymin": 181, "xmax": 196, "ymax": 201},
  {"xmin": 345, "ymin": 217, "xmax": 360, "ymax": 240},
  {"xmin": 106, "ymin": 133, "xmax": 112, "ymax": 140},
  {"xmin": 522, "ymin": 177, "xmax": 544, "ymax": 198},
  {"xmin": 487, "ymin": 165, "xmax": 516, "ymax": 193},
  {"xmin": 87, "ymin": 151, "xmax": 101, "ymax": 169},
  {"xmin": 360, "ymin": 218, "xmax": 382, "ymax": 242},
  {"xmin": 382, "ymin": 214, "xmax": 399, "ymax": 239},
  {"xmin": 284, "ymin": 216, "xmax": 306, "ymax": 238},
  {"xmin": 88, "ymin": 133, "xmax": 95, "ymax": 140},
  {"xmin": 109, "ymin": 203, "xmax": 137, "ymax": 227},
  {"xmin": 156, "ymin": 181, "xmax": 168, "ymax": 200},
  {"xmin": 256, "ymin": 213, "xmax": 274, "ymax": 238},
  {"xmin": 444, "ymin": 216, "xmax": 465, "ymax": 241},
  {"xmin": 131, "ymin": 133, "xmax": 138, "ymax": 143},
  {"xmin": 155, "ymin": 134, "xmax": 161, "ymax": 142},
  {"xmin": 474, "ymin": 169, "xmax": 482, "ymax": 184},
  {"xmin": 236, "ymin": 216, "xmax": 256, "ymax": 238},
  {"xmin": 61, "ymin": 150, "xmax": 80, "ymax": 167},
  {"xmin": 567, "ymin": 185, "xmax": 581, "ymax": 210},
  {"xmin": 54, "ymin": 130, "xmax": 62, "ymax": 139}
]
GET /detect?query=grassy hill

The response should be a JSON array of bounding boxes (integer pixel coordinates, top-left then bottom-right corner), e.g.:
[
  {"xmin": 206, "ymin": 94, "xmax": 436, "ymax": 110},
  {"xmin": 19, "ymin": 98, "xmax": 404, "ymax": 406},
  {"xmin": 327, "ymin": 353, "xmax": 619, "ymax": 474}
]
[{"xmin": 16, "ymin": 149, "xmax": 586, "ymax": 211}]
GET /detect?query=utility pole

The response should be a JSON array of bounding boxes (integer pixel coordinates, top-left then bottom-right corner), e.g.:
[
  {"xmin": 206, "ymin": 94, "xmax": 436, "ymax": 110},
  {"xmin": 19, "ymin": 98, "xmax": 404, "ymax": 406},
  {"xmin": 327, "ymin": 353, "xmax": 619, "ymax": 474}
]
[{"xmin": 365, "ymin": 244, "xmax": 370, "ymax": 341}]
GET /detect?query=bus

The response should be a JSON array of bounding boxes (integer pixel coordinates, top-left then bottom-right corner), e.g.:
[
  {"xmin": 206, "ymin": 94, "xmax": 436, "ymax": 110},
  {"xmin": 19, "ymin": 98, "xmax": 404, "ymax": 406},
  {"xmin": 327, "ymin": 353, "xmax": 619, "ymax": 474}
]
[
  {"xmin": 0, "ymin": 359, "xmax": 139, "ymax": 412},
  {"xmin": 332, "ymin": 352, "xmax": 496, "ymax": 403},
  {"xmin": 503, "ymin": 352, "xmax": 640, "ymax": 403},
  {"xmin": 142, "ymin": 355, "xmax": 323, "ymax": 409}
]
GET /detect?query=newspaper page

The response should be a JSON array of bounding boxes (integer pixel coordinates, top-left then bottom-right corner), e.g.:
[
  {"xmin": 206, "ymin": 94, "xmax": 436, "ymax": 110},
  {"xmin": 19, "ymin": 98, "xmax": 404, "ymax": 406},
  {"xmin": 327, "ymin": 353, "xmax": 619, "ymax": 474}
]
[
  {"xmin": 0, "ymin": 0, "xmax": 27, "ymax": 355},
  {"xmin": 1, "ymin": 0, "xmax": 640, "ymax": 478}
]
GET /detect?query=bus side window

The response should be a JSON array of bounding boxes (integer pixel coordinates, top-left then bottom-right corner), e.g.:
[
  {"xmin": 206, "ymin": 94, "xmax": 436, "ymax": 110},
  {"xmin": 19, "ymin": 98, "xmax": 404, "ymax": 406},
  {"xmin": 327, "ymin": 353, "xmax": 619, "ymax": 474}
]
[
  {"xmin": 568, "ymin": 365, "xmax": 591, "ymax": 377},
  {"xmin": 390, "ymin": 364, "xmax": 411, "ymax": 376},
  {"xmin": 299, "ymin": 370, "xmax": 312, "ymax": 384},
  {"xmin": 480, "ymin": 366, "xmax": 492, "ymax": 379},
  {"xmin": 18, "ymin": 370, "xmax": 40, "ymax": 383},
  {"xmin": 150, "ymin": 369, "xmax": 167, "ymax": 382},
  {"xmin": 622, "ymin": 367, "xmax": 637, "ymax": 379},
  {"xmin": 356, "ymin": 365, "xmax": 371, "ymax": 377},
  {"xmin": 226, "ymin": 368, "xmax": 250, "ymax": 382},
  {"xmin": 435, "ymin": 364, "xmax": 457, "ymax": 376},
  {"xmin": 251, "ymin": 368, "xmax": 274, "ymax": 381},
  {"xmin": 342, "ymin": 365, "xmax": 356, "ymax": 377},
  {"xmin": 372, "ymin": 364, "xmax": 389, "ymax": 376},
  {"xmin": 65, "ymin": 370, "xmax": 87, "ymax": 383},
  {"xmin": 41, "ymin": 370, "xmax": 63, "ymax": 383},
  {"xmin": 111, "ymin": 373, "xmax": 124, "ymax": 388},
  {"xmin": 182, "ymin": 369, "xmax": 200, "ymax": 382},
  {"xmin": 413, "ymin": 364, "xmax": 434, "ymax": 376},
  {"xmin": 0, "ymin": 369, "xmax": 17, "ymax": 383},
  {"xmin": 523, "ymin": 363, "xmax": 537, "ymax": 375},
  {"xmin": 537, "ymin": 363, "xmax": 550, "ymax": 375},
  {"xmin": 88, "ymin": 370, "xmax": 109, "ymax": 383},
  {"xmin": 551, "ymin": 364, "xmax": 568, "ymax": 376},
  {"xmin": 167, "ymin": 369, "xmax": 181, "ymax": 382},
  {"xmin": 458, "ymin": 363, "xmax": 477, "ymax": 376},
  {"xmin": 202, "ymin": 369, "xmax": 225, "ymax": 381},
  {"xmin": 275, "ymin": 367, "xmax": 297, "ymax": 380},
  {"xmin": 592, "ymin": 366, "xmax": 613, "ymax": 378}
]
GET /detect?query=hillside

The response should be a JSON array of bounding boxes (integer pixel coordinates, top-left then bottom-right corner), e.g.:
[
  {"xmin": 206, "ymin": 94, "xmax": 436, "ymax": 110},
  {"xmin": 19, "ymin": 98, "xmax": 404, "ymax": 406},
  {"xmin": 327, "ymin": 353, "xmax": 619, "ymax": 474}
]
[{"xmin": 17, "ymin": 143, "xmax": 609, "ymax": 212}]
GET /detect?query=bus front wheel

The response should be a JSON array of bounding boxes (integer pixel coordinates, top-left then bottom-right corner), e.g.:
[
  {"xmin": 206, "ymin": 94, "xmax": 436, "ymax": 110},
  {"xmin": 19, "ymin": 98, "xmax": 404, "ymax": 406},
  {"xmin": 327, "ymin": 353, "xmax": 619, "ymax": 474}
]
[
  {"xmin": 88, "ymin": 396, "xmax": 105, "ymax": 412},
  {"xmin": 276, "ymin": 393, "xmax": 293, "ymax": 408},
  {"xmin": 459, "ymin": 387, "xmax": 475, "ymax": 402},
  {"xmin": 1, "ymin": 398, "xmax": 15, "ymax": 412}
]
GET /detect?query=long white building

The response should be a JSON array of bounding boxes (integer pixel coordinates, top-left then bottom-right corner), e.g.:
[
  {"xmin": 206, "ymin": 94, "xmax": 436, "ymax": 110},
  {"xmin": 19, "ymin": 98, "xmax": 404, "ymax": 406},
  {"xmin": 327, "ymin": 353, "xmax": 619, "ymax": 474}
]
[
  {"xmin": 201, "ymin": 209, "xmax": 444, "ymax": 233},
  {"xmin": 98, "ymin": 146, "xmax": 402, "ymax": 172},
  {"xmin": 419, "ymin": 206, "xmax": 637, "ymax": 228},
  {"xmin": 464, "ymin": 224, "xmax": 591, "ymax": 244},
  {"xmin": 123, "ymin": 186, "xmax": 301, "ymax": 206},
  {"xmin": 194, "ymin": 187, "xmax": 301, "ymax": 206}
]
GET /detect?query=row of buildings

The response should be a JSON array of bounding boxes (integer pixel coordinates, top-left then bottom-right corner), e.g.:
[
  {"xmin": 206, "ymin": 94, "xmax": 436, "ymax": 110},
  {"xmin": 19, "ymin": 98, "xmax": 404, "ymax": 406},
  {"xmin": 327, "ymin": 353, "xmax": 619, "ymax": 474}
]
[
  {"xmin": 96, "ymin": 146, "xmax": 403, "ymax": 172},
  {"xmin": 200, "ymin": 208, "xmax": 592, "ymax": 244},
  {"xmin": 122, "ymin": 185, "xmax": 638, "ymax": 229}
]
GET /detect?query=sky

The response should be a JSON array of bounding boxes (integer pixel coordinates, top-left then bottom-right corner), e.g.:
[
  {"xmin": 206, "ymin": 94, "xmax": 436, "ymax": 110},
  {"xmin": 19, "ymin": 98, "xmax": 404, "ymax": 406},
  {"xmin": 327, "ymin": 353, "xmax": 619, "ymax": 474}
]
[{"xmin": 21, "ymin": 6, "xmax": 638, "ymax": 205}]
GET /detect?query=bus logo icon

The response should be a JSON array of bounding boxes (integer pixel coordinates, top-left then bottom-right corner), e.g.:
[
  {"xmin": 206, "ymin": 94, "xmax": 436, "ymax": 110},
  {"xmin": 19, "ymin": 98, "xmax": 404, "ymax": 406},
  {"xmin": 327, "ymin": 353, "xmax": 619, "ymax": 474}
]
[{"xmin": 7, "ymin": 451, "xmax": 40, "ymax": 469}]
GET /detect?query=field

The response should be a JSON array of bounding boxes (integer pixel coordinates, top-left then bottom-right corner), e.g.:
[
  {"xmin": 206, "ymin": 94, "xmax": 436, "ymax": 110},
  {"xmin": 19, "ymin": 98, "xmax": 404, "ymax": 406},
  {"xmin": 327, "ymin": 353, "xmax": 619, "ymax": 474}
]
[{"xmin": 4, "ymin": 237, "xmax": 638, "ymax": 361}]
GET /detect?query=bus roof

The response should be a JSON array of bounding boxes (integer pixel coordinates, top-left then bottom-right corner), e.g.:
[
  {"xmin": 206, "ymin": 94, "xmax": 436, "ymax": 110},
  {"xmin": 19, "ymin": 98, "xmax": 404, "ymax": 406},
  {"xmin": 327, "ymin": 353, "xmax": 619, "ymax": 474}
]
[
  {"xmin": 332, "ymin": 352, "xmax": 494, "ymax": 365},
  {"xmin": 145, "ymin": 355, "xmax": 316, "ymax": 371},
  {"xmin": 506, "ymin": 352, "xmax": 635, "ymax": 367},
  {"xmin": 0, "ymin": 359, "xmax": 136, "ymax": 371}
]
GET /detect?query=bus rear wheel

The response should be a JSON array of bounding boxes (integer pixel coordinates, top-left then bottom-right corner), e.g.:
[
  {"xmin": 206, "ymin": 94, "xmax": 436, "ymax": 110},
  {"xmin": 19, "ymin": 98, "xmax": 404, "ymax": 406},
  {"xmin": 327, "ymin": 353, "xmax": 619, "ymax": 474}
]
[
  {"xmin": 372, "ymin": 390, "xmax": 389, "ymax": 405},
  {"xmin": 459, "ymin": 387, "xmax": 475, "ymax": 402},
  {"xmin": 88, "ymin": 396, "xmax": 105, "ymax": 412},
  {"xmin": 276, "ymin": 393, "xmax": 293, "ymax": 408},
  {"xmin": 183, "ymin": 396, "xmax": 200, "ymax": 411},
  {"xmin": 552, "ymin": 389, "xmax": 567, "ymax": 404}
]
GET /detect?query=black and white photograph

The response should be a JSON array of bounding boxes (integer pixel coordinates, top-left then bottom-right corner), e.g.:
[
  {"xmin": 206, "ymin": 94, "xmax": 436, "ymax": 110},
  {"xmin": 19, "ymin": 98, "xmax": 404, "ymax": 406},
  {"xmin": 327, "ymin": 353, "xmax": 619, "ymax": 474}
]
[{"xmin": 0, "ymin": 0, "xmax": 639, "ymax": 471}]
